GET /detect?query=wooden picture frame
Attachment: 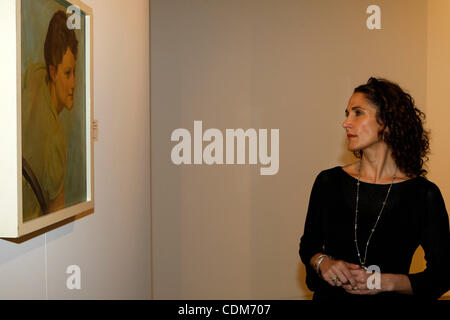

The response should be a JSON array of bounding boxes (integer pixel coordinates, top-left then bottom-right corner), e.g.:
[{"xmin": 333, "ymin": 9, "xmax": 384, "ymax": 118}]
[{"xmin": 0, "ymin": 0, "xmax": 94, "ymax": 239}]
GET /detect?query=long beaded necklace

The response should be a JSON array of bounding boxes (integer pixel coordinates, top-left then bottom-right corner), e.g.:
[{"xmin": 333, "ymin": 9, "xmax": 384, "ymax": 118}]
[{"xmin": 354, "ymin": 159, "xmax": 398, "ymax": 269}]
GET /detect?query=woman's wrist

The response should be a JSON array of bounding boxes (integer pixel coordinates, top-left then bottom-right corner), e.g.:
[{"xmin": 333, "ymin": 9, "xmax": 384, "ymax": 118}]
[
  {"xmin": 309, "ymin": 253, "xmax": 323, "ymax": 268},
  {"xmin": 381, "ymin": 273, "xmax": 394, "ymax": 292},
  {"xmin": 310, "ymin": 253, "xmax": 332, "ymax": 277},
  {"xmin": 382, "ymin": 273, "xmax": 413, "ymax": 294}
]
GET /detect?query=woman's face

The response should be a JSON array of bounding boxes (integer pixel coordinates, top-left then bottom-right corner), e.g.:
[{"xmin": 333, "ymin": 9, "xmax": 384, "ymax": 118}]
[
  {"xmin": 50, "ymin": 48, "xmax": 76, "ymax": 112},
  {"xmin": 342, "ymin": 92, "xmax": 384, "ymax": 152}
]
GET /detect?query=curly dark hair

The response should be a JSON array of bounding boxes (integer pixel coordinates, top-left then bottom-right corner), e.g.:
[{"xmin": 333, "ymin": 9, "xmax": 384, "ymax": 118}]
[{"xmin": 353, "ymin": 77, "xmax": 430, "ymax": 177}]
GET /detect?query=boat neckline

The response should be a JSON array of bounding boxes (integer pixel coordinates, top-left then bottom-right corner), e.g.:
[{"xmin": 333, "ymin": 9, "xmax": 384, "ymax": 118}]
[{"xmin": 338, "ymin": 166, "xmax": 421, "ymax": 186}]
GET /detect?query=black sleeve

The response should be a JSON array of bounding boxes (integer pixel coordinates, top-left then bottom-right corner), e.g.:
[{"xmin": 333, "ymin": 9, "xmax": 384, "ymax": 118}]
[
  {"xmin": 299, "ymin": 172, "xmax": 327, "ymax": 291},
  {"xmin": 407, "ymin": 183, "xmax": 450, "ymax": 300}
]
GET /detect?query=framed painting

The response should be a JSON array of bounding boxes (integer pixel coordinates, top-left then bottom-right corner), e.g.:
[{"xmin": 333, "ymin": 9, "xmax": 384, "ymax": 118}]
[{"xmin": 0, "ymin": 0, "xmax": 94, "ymax": 239}]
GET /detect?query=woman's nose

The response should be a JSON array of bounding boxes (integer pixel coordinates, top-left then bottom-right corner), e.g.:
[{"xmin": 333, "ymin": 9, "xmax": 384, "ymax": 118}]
[{"xmin": 342, "ymin": 117, "xmax": 351, "ymax": 129}]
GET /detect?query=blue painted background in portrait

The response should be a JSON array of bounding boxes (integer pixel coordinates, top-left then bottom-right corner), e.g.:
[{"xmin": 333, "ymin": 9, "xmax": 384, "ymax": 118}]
[{"xmin": 21, "ymin": 0, "xmax": 87, "ymax": 211}]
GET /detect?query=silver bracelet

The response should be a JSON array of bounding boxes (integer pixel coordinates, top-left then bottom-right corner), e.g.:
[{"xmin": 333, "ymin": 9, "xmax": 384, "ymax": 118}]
[{"xmin": 314, "ymin": 254, "xmax": 332, "ymax": 276}]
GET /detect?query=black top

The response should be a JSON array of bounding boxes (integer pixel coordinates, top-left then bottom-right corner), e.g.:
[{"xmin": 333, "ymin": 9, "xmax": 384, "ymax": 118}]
[{"xmin": 299, "ymin": 166, "xmax": 450, "ymax": 301}]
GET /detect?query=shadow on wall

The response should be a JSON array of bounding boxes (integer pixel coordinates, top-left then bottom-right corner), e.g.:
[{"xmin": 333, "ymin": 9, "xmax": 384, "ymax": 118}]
[
  {"xmin": 296, "ymin": 262, "xmax": 312, "ymax": 300},
  {"xmin": 0, "ymin": 211, "xmax": 92, "ymax": 267}
]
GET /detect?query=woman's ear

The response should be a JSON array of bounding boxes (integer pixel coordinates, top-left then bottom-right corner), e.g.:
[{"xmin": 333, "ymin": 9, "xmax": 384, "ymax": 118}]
[{"xmin": 381, "ymin": 126, "xmax": 390, "ymax": 141}]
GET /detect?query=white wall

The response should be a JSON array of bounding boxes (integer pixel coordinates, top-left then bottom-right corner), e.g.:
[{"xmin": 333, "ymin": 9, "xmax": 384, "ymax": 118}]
[
  {"xmin": 427, "ymin": 1, "xmax": 450, "ymax": 195},
  {"xmin": 151, "ymin": 0, "xmax": 443, "ymax": 300},
  {"xmin": 425, "ymin": 0, "xmax": 450, "ymax": 299},
  {"xmin": 0, "ymin": 0, "xmax": 151, "ymax": 299}
]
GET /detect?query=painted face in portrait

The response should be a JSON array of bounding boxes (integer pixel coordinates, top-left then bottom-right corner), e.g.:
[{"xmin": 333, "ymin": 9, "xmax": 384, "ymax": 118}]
[
  {"xmin": 49, "ymin": 48, "xmax": 76, "ymax": 112},
  {"xmin": 342, "ymin": 92, "xmax": 385, "ymax": 152}
]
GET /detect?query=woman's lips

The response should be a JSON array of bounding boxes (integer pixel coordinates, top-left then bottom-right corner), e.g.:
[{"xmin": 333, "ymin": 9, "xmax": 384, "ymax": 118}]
[{"xmin": 347, "ymin": 134, "xmax": 357, "ymax": 139}]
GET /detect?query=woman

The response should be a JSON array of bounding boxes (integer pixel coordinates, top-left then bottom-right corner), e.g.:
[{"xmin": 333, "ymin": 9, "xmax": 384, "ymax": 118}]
[{"xmin": 299, "ymin": 77, "xmax": 450, "ymax": 300}]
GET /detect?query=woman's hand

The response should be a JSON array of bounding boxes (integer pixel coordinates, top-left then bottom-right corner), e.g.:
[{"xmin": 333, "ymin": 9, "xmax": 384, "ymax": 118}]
[
  {"xmin": 319, "ymin": 258, "xmax": 361, "ymax": 289},
  {"xmin": 340, "ymin": 268, "xmax": 383, "ymax": 295},
  {"xmin": 342, "ymin": 272, "xmax": 412, "ymax": 295}
]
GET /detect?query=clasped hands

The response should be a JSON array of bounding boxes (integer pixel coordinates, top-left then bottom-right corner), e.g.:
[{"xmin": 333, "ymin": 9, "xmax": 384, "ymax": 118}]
[{"xmin": 319, "ymin": 258, "xmax": 383, "ymax": 295}]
